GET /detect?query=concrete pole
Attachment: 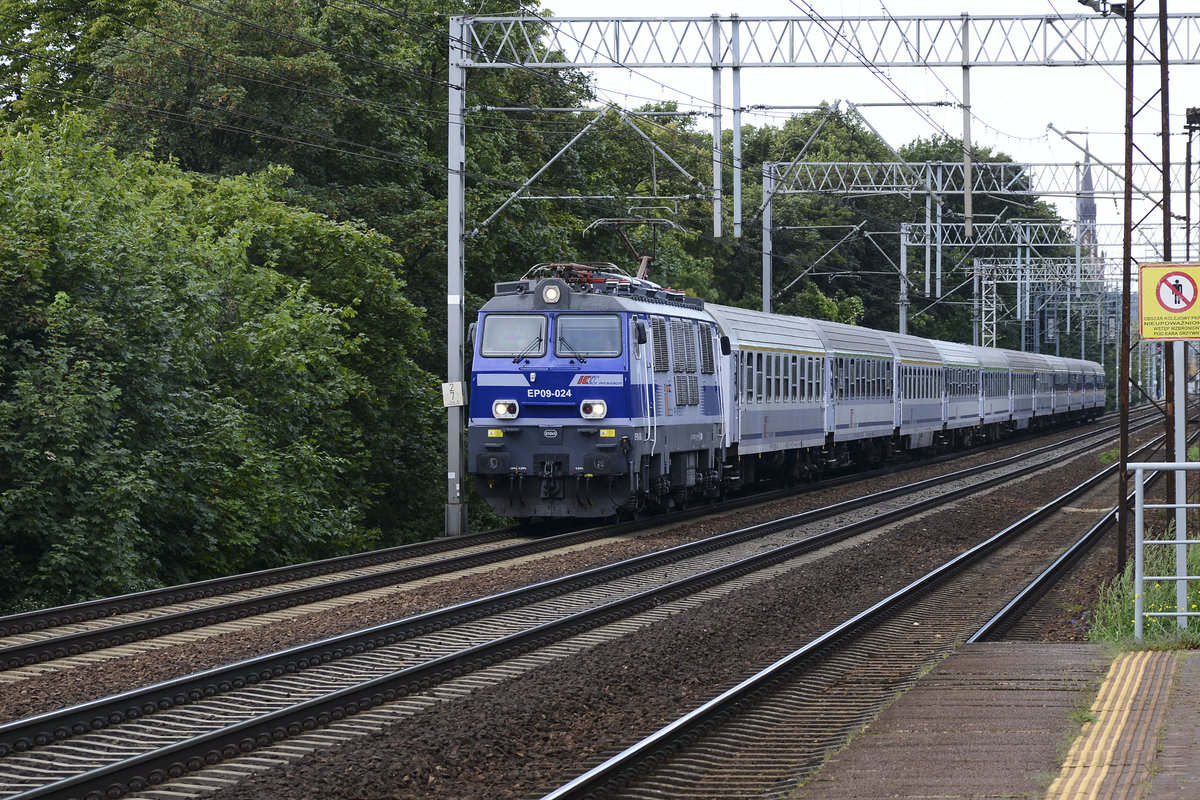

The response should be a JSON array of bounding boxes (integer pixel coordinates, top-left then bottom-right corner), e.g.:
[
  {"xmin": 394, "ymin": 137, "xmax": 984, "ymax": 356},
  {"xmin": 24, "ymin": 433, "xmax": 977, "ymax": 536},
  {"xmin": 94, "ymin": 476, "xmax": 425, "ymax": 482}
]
[
  {"xmin": 732, "ymin": 15, "xmax": 743, "ymax": 238},
  {"xmin": 445, "ymin": 17, "xmax": 468, "ymax": 536},
  {"xmin": 961, "ymin": 14, "xmax": 974, "ymax": 240},
  {"xmin": 762, "ymin": 170, "xmax": 773, "ymax": 314},
  {"xmin": 899, "ymin": 234, "xmax": 908, "ymax": 335},
  {"xmin": 711, "ymin": 15, "xmax": 723, "ymax": 239}
]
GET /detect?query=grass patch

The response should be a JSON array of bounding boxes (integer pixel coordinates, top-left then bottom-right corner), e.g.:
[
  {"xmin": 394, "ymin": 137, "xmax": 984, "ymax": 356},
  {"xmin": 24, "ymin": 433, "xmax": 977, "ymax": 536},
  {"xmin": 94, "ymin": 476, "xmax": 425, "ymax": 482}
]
[{"xmin": 1088, "ymin": 529, "xmax": 1200, "ymax": 648}]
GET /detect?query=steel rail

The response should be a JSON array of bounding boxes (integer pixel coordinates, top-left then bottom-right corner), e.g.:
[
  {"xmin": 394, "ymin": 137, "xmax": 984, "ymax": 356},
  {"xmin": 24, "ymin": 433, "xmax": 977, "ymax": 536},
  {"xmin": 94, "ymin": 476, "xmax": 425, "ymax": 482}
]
[
  {"xmin": 537, "ymin": 435, "xmax": 1165, "ymax": 800},
  {"xmin": 0, "ymin": 528, "xmax": 516, "ymax": 638},
  {"xmin": 0, "ymin": 424, "xmax": 1141, "ymax": 799},
  {"xmin": 969, "ymin": 430, "xmax": 1198, "ymax": 641},
  {"xmin": 0, "ymin": 414, "xmax": 1133, "ymax": 671},
  {"xmin": 0, "ymin": 416, "xmax": 1137, "ymax": 752}
]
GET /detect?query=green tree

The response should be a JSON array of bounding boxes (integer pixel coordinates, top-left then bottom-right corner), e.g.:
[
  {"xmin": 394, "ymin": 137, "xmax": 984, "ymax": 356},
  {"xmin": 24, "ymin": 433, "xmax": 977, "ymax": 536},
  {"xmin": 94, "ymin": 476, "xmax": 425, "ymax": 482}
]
[{"xmin": 0, "ymin": 117, "xmax": 439, "ymax": 611}]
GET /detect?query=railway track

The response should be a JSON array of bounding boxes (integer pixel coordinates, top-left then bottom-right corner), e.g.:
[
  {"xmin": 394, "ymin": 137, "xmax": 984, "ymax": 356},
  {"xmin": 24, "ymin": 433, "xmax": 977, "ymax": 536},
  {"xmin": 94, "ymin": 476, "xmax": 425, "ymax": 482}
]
[
  {"xmin": 0, "ymin": 413, "xmax": 1137, "ymax": 680},
  {"xmin": 538, "ymin": 435, "xmax": 1169, "ymax": 800},
  {"xmin": 0, "ymin": 417, "xmax": 1151, "ymax": 800}
]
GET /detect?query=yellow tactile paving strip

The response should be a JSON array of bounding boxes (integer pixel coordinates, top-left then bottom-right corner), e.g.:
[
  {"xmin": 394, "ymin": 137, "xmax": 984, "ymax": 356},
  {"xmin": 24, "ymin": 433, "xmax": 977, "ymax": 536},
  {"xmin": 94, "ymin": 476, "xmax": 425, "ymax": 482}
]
[{"xmin": 1046, "ymin": 650, "xmax": 1180, "ymax": 800}]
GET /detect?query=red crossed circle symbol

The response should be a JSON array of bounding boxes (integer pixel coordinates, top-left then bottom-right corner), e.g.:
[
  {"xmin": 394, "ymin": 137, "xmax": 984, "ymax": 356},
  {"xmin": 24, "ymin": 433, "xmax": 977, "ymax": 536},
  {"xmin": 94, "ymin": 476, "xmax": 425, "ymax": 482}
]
[{"xmin": 1156, "ymin": 271, "xmax": 1197, "ymax": 314}]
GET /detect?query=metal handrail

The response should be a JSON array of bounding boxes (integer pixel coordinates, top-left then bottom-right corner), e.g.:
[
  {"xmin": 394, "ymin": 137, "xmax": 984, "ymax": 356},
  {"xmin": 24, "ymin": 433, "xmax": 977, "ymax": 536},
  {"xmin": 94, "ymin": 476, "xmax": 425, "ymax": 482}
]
[{"xmin": 1130, "ymin": 461, "xmax": 1200, "ymax": 639}]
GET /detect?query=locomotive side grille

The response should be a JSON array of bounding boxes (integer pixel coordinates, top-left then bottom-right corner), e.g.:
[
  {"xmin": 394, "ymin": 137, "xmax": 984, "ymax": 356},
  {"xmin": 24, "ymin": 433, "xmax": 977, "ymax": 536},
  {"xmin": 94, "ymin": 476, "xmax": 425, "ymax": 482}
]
[
  {"xmin": 700, "ymin": 326, "xmax": 715, "ymax": 374},
  {"xmin": 671, "ymin": 319, "xmax": 686, "ymax": 373},
  {"xmin": 683, "ymin": 323, "xmax": 698, "ymax": 373},
  {"xmin": 652, "ymin": 316, "xmax": 670, "ymax": 372},
  {"xmin": 674, "ymin": 374, "xmax": 700, "ymax": 406}
]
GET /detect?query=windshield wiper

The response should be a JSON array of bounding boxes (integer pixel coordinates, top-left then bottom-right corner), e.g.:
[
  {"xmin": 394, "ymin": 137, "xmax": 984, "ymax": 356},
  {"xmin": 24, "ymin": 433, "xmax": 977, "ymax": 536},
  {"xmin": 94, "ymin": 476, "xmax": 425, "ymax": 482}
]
[
  {"xmin": 512, "ymin": 335, "xmax": 543, "ymax": 363},
  {"xmin": 558, "ymin": 337, "xmax": 587, "ymax": 364}
]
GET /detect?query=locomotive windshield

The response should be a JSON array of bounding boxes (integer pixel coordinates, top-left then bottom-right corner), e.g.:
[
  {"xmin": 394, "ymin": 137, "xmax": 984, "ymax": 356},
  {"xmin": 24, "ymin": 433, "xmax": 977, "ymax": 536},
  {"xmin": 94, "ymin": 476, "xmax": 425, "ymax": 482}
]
[
  {"xmin": 479, "ymin": 314, "xmax": 546, "ymax": 358},
  {"xmin": 555, "ymin": 314, "xmax": 622, "ymax": 358}
]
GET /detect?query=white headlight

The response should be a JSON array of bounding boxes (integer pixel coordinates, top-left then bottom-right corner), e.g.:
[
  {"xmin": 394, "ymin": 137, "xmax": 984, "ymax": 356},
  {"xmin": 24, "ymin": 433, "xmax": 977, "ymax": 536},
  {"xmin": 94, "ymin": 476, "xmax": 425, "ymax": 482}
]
[
  {"xmin": 580, "ymin": 399, "xmax": 607, "ymax": 420},
  {"xmin": 492, "ymin": 399, "xmax": 519, "ymax": 419},
  {"xmin": 542, "ymin": 284, "xmax": 561, "ymax": 304}
]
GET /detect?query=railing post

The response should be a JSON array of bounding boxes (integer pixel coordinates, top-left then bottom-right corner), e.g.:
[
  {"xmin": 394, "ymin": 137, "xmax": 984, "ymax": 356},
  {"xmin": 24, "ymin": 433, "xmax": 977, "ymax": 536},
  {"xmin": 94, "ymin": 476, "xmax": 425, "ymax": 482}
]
[{"xmin": 1134, "ymin": 465, "xmax": 1145, "ymax": 640}]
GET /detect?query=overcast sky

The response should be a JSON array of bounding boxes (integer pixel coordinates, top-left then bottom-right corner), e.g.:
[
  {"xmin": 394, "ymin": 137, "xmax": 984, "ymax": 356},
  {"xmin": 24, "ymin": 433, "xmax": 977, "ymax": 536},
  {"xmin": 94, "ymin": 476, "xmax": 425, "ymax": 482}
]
[{"xmin": 542, "ymin": 1, "xmax": 1197, "ymax": 235}]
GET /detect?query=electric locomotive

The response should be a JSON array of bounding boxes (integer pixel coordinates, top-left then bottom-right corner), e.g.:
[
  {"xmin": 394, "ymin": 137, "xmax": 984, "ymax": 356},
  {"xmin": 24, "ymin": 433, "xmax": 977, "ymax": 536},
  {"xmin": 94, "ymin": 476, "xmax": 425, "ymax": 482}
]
[{"xmin": 467, "ymin": 263, "xmax": 727, "ymax": 519}]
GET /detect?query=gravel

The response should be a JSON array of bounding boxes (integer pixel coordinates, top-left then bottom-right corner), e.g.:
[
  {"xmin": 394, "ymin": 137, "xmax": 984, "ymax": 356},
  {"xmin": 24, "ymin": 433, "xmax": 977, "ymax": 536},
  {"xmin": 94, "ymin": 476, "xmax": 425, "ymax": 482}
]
[
  {"xmin": 199, "ymin": 449, "xmax": 1114, "ymax": 800},
  {"xmin": 0, "ymin": 427, "xmax": 1136, "ymax": 800}
]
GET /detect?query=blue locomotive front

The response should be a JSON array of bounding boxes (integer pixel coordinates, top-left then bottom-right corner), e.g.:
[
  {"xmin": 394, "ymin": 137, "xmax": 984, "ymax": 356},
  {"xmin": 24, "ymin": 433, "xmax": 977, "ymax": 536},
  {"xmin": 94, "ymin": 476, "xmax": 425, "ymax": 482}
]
[{"xmin": 468, "ymin": 264, "xmax": 727, "ymax": 519}]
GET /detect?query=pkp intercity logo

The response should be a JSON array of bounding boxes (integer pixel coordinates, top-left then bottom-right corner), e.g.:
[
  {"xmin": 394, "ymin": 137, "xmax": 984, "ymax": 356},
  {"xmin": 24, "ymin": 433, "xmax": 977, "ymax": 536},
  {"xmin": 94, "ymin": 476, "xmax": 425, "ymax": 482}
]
[{"xmin": 570, "ymin": 374, "xmax": 623, "ymax": 386}]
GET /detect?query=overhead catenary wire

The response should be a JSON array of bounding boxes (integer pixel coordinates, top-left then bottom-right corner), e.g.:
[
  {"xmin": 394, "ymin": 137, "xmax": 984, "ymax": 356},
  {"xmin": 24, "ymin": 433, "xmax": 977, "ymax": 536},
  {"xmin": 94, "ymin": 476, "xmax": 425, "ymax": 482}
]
[{"xmin": 3, "ymin": 3, "xmax": 1075, "ymax": 310}]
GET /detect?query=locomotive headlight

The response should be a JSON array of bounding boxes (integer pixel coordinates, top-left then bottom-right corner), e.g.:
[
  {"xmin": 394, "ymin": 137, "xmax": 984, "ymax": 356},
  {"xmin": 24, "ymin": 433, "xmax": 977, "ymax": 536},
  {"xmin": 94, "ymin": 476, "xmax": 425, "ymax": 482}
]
[
  {"xmin": 542, "ymin": 284, "xmax": 561, "ymax": 304},
  {"xmin": 492, "ymin": 399, "xmax": 519, "ymax": 419},
  {"xmin": 580, "ymin": 399, "xmax": 607, "ymax": 420}
]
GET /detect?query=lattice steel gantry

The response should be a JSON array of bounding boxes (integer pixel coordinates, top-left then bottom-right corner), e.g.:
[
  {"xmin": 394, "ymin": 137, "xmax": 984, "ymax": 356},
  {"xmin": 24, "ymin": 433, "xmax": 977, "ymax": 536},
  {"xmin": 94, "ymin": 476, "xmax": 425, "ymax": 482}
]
[{"xmin": 442, "ymin": 11, "xmax": 1200, "ymax": 534}]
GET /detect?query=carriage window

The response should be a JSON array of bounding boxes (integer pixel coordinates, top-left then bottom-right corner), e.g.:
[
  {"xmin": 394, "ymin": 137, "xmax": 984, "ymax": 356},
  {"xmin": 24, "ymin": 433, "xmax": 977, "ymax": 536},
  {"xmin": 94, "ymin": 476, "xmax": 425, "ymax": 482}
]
[
  {"xmin": 480, "ymin": 314, "xmax": 546, "ymax": 358},
  {"xmin": 756, "ymin": 352, "xmax": 765, "ymax": 402},
  {"xmin": 556, "ymin": 314, "xmax": 622, "ymax": 358},
  {"xmin": 743, "ymin": 352, "xmax": 754, "ymax": 402},
  {"xmin": 774, "ymin": 354, "xmax": 783, "ymax": 400}
]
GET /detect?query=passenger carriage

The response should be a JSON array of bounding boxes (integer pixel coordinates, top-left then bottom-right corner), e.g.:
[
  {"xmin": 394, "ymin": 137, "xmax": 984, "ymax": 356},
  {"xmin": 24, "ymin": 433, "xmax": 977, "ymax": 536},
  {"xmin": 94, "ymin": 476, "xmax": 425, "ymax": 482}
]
[
  {"xmin": 705, "ymin": 304, "xmax": 827, "ymax": 458},
  {"xmin": 809, "ymin": 319, "xmax": 897, "ymax": 449},
  {"xmin": 1003, "ymin": 349, "xmax": 1041, "ymax": 429},
  {"xmin": 931, "ymin": 340, "xmax": 983, "ymax": 444},
  {"xmin": 884, "ymin": 332, "xmax": 948, "ymax": 450},
  {"xmin": 1029, "ymin": 353, "xmax": 1056, "ymax": 419}
]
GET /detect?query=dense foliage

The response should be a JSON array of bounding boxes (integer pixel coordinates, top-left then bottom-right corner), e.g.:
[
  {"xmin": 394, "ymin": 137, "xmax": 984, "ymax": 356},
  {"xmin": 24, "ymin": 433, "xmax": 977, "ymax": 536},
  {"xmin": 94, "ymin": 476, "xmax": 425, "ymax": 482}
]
[
  {"xmin": 0, "ymin": 119, "xmax": 439, "ymax": 609},
  {"xmin": 0, "ymin": 1, "xmax": 1093, "ymax": 610}
]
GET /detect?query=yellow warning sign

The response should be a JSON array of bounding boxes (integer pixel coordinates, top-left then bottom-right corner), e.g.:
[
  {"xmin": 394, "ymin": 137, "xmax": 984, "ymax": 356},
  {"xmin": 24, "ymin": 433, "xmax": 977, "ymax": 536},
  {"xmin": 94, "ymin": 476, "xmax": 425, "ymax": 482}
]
[{"xmin": 1140, "ymin": 263, "xmax": 1200, "ymax": 340}]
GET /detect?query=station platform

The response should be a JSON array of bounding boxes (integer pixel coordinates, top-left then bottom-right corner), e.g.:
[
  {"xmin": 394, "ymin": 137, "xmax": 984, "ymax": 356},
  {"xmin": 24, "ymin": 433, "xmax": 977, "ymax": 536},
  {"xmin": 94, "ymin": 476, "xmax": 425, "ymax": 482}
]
[{"xmin": 793, "ymin": 642, "xmax": 1200, "ymax": 799}]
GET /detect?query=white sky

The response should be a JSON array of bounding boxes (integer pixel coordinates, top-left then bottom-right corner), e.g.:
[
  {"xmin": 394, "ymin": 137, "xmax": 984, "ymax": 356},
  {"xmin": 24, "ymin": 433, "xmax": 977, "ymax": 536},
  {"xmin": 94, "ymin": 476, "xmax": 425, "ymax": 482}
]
[{"xmin": 543, "ymin": 1, "xmax": 1198, "ymax": 233}]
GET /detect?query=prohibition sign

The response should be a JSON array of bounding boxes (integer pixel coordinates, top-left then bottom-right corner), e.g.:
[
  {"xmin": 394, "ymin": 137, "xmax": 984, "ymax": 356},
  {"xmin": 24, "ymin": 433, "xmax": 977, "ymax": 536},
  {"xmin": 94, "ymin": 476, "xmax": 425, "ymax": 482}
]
[{"xmin": 1156, "ymin": 271, "xmax": 1197, "ymax": 313}]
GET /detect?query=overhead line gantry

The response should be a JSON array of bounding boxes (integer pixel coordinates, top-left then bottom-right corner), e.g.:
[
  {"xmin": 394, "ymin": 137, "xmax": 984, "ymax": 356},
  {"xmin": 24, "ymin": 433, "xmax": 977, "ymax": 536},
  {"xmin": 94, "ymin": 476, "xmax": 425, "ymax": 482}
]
[{"xmin": 443, "ymin": 11, "xmax": 1200, "ymax": 535}]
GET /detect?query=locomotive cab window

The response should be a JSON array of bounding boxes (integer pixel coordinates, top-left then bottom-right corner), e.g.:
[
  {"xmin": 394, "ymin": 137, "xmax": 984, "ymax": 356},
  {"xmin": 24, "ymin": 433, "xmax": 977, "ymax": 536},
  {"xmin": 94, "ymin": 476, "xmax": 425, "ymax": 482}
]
[
  {"xmin": 556, "ymin": 314, "xmax": 622, "ymax": 358},
  {"xmin": 480, "ymin": 314, "xmax": 546, "ymax": 358}
]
